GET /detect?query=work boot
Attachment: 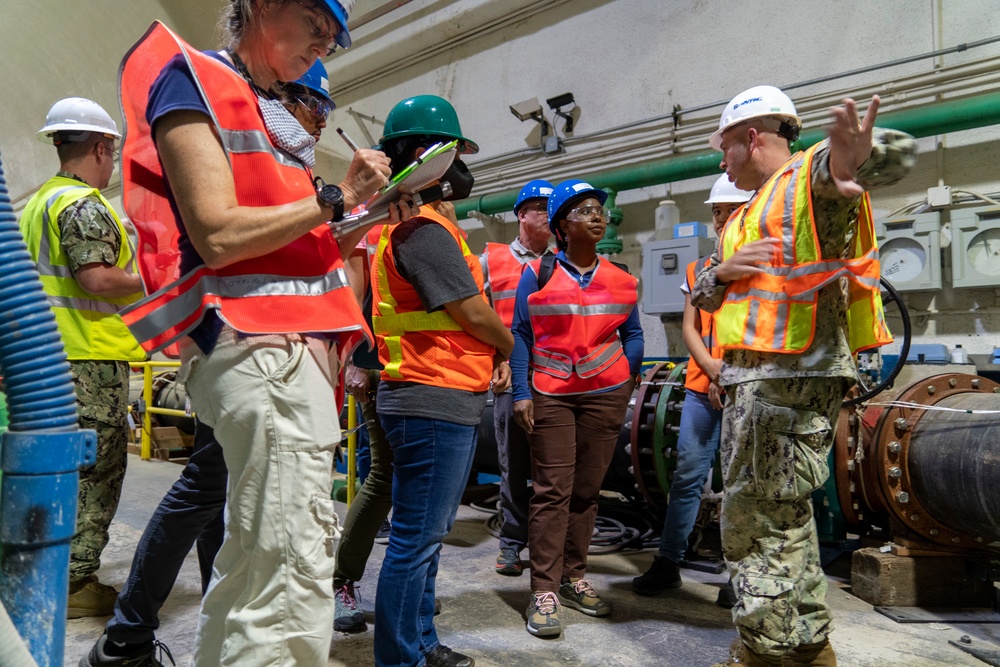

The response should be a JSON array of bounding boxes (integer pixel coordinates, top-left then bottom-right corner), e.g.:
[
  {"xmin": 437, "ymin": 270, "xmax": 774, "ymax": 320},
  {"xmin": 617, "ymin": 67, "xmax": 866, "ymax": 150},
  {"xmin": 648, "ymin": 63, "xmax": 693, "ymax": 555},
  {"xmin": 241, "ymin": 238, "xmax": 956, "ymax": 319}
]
[
  {"xmin": 709, "ymin": 638, "xmax": 781, "ymax": 667},
  {"xmin": 374, "ymin": 519, "xmax": 391, "ymax": 545},
  {"xmin": 495, "ymin": 547, "xmax": 523, "ymax": 576},
  {"xmin": 558, "ymin": 578, "xmax": 613, "ymax": 617},
  {"xmin": 68, "ymin": 576, "xmax": 118, "ymax": 618},
  {"xmin": 525, "ymin": 591, "xmax": 561, "ymax": 637},
  {"xmin": 79, "ymin": 634, "xmax": 174, "ymax": 667},
  {"xmin": 631, "ymin": 555, "xmax": 682, "ymax": 596},
  {"xmin": 333, "ymin": 580, "xmax": 366, "ymax": 632},
  {"xmin": 424, "ymin": 644, "xmax": 475, "ymax": 667},
  {"xmin": 716, "ymin": 579, "xmax": 738, "ymax": 609},
  {"xmin": 787, "ymin": 639, "xmax": 837, "ymax": 666}
]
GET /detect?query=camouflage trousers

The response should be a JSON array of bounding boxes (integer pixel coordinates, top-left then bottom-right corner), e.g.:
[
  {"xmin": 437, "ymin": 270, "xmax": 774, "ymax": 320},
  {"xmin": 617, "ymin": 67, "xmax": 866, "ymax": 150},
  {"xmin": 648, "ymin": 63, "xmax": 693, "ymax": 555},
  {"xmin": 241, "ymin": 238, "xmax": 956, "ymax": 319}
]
[
  {"xmin": 69, "ymin": 360, "xmax": 131, "ymax": 584},
  {"xmin": 719, "ymin": 376, "xmax": 849, "ymax": 658}
]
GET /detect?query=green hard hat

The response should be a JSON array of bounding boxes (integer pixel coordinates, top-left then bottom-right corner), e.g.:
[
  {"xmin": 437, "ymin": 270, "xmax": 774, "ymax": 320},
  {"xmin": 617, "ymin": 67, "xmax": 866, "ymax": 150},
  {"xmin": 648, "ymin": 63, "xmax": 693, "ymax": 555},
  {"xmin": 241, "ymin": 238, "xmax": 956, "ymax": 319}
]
[{"xmin": 380, "ymin": 95, "xmax": 479, "ymax": 154}]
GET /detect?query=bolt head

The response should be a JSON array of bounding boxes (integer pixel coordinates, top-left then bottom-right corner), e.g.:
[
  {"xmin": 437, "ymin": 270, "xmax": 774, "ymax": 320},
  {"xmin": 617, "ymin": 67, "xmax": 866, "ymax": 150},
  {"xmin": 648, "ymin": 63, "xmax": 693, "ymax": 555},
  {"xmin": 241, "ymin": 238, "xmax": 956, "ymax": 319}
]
[
  {"xmin": 896, "ymin": 491, "xmax": 910, "ymax": 504},
  {"xmin": 910, "ymin": 514, "xmax": 920, "ymax": 521},
  {"xmin": 927, "ymin": 385, "xmax": 936, "ymax": 395},
  {"xmin": 972, "ymin": 379, "xmax": 981, "ymax": 389},
  {"xmin": 888, "ymin": 441, "xmax": 902, "ymax": 453},
  {"xmin": 895, "ymin": 418, "xmax": 910, "ymax": 431},
  {"xmin": 949, "ymin": 378, "xmax": 958, "ymax": 388},
  {"xmin": 889, "ymin": 466, "xmax": 903, "ymax": 478},
  {"xmin": 930, "ymin": 528, "xmax": 940, "ymax": 536}
]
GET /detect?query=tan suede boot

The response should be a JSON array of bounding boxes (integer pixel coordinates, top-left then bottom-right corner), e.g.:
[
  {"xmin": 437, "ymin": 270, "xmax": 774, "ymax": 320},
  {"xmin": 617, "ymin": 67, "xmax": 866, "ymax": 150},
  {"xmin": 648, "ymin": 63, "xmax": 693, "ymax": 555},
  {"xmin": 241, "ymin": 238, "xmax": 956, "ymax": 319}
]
[
  {"xmin": 710, "ymin": 638, "xmax": 783, "ymax": 667},
  {"xmin": 785, "ymin": 639, "xmax": 837, "ymax": 666}
]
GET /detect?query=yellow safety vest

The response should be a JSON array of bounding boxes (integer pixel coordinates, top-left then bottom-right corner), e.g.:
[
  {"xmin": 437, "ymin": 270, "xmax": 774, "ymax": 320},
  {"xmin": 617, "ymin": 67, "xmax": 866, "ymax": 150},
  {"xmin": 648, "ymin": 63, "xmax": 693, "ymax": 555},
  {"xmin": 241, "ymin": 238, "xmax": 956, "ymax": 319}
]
[
  {"xmin": 716, "ymin": 142, "xmax": 891, "ymax": 355},
  {"xmin": 20, "ymin": 175, "xmax": 146, "ymax": 362}
]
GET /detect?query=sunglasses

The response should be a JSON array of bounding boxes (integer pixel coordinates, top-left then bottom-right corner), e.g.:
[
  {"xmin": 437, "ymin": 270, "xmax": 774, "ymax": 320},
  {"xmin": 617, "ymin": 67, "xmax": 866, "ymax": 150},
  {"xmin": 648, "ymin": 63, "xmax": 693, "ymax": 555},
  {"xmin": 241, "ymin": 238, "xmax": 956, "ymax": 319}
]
[
  {"xmin": 294, "ymin": 93, "xmax": 333, "ymax": 121},
  {"xmin": 294, "ymin": 0, "xmax": 340, "ymax": 56}
]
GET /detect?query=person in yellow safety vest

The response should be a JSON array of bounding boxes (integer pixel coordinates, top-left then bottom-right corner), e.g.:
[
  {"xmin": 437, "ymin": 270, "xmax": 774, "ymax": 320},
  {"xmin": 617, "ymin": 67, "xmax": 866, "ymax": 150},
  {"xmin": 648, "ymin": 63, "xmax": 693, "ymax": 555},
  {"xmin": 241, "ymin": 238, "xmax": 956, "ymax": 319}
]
[
  {"xmin": 631, "ymin": 175, "xmax": 752, "ymax": 607},
  {"xmin": 692, "ymin": 86, "xmax": 916, "ymax": 667},
  {"xmin": 19, "ymin": 97, "xmax": 147, "ymax": 619},
  {"xmin": 479, "ymin": 179, "xmax": 554, "ymax": 578}
]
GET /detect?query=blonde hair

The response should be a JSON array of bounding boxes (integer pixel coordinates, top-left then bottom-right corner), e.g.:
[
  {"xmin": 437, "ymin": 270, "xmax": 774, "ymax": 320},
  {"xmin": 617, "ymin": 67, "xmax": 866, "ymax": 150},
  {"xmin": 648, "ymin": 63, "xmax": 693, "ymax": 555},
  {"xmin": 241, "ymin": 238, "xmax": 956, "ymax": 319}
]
[{"xmin": 217, "ymin": 0, "xmax": 288, "ymax": 49}]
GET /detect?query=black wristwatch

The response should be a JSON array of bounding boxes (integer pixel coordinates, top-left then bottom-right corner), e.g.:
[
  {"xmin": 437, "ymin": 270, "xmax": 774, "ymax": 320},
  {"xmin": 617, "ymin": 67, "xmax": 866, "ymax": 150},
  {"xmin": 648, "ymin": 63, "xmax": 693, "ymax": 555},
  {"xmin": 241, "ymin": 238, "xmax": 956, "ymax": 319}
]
[{"xmin": 314, "ymin": 177, "xmax": 345, "ymax": 222}]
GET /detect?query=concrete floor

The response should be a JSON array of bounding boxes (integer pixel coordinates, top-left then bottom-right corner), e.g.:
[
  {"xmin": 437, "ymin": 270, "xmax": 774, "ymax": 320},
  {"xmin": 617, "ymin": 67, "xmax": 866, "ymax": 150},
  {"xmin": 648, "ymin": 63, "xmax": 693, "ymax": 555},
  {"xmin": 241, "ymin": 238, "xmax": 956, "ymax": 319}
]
[{"xmin": 62, "ymin": 454, "xmax": 999, "ymax": 667}]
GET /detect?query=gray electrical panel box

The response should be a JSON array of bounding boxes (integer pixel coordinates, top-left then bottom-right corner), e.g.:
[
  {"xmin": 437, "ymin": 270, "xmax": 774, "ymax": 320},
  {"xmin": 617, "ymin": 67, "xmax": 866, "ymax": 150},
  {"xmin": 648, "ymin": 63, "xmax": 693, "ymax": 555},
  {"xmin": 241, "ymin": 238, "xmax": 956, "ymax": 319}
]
[
  {"xmin": 951, "ymin": 205, "xmax": 1000, "ymax": 289},
  {"xmin": 875, "ymin": 212, "xmax": 941, "ymax": 292},
  {"xmin": 641, "ymin": 237, "xmax": 716, "ymax": 315}
]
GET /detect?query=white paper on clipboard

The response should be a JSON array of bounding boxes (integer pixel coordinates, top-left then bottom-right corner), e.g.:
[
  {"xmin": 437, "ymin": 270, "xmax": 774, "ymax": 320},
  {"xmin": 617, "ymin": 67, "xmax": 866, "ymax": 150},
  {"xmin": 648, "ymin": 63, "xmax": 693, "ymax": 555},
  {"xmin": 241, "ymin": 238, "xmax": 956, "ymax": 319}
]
[{"xmin": 340, "ymin": 140, "xmax": 458, "ymax": 224}]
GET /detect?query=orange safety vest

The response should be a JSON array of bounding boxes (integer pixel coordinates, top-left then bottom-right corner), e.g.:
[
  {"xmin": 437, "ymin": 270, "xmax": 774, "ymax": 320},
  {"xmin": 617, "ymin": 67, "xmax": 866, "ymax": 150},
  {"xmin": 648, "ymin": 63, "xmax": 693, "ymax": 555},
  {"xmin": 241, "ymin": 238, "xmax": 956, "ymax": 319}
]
[
  {"xmin": 371, "ymin": 206, "xmax": 494, "ymax": 391},
  {"xmin": 527, "ymin": 258, "xmax": 637, "ymax": 396},
  {"xmin": 683, "ymin": 256, "xmax": 721, "ymax": 394},
  {"xmin": 485, "ymin": 242, "xmax": 527, "ymax": 328},
  {"xmin": 117, "ymin": 22, "xmax": 368, "ymax": 355},
  {"xmin": 716, "ymin": 142, "xmax": 891, "ymax": 355}
]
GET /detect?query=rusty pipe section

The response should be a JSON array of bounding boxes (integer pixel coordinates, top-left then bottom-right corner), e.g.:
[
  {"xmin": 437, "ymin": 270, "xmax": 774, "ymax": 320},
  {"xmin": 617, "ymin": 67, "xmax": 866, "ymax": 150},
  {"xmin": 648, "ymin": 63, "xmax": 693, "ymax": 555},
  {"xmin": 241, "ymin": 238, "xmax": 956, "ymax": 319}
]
[{"xmin": 836, "ymin": 373, "xmax": 1000, "ymax": 550}]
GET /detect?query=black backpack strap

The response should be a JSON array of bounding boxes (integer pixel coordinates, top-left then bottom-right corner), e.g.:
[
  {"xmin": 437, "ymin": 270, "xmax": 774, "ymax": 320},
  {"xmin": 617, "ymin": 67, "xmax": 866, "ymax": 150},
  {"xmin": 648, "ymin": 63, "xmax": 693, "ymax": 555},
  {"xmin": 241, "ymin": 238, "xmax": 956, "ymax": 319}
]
[
  {"xmin": 536, "ymin": 254, "xmax": 558, "ymax": 290},
  {"xmin": 609, "ymin": 260, "xmax": 630, "ymax": 275}
]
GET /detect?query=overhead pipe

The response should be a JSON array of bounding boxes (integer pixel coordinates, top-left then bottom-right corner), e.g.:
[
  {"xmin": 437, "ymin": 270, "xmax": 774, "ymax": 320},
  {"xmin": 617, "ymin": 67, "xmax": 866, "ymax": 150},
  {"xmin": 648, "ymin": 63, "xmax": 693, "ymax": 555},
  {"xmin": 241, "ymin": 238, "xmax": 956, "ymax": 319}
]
[
  {"xmin": 0, "ymin": 153, "xmax": 96, "ymax": 667},
  {"xmin": 456, "ymin": 89, "xmax": 1000, "ymax": 219}
]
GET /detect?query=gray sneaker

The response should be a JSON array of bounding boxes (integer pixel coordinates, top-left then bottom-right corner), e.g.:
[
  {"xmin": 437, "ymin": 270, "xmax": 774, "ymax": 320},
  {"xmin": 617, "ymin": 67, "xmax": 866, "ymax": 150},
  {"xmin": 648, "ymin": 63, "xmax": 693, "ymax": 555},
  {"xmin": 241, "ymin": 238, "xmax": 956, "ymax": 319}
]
[
  {"xmin": 558, "ymin": 579, "xmax": 612, "ymax": 617},
  {"xmin": 525, "ymin": 591, "xmax": 561, "ymax": 637},
  {"xmin": 333, "ymin": 581, "xmax": 366, "ymax": 632}
]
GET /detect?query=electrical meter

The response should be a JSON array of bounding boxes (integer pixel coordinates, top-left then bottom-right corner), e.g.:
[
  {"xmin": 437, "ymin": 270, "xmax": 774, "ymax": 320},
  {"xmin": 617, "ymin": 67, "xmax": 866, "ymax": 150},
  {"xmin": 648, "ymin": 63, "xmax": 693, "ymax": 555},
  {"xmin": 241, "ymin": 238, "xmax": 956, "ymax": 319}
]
[
  {"xmin": 951, "ymin": 205, "xmax": 1000, "ymax": 288},
  {"xmin": 641, "ymin": 237, "xmax": 716, "ymax": 315},
  {"xmin": 875, "ymin": 212, "xmax": 941, "ymax": 292}
]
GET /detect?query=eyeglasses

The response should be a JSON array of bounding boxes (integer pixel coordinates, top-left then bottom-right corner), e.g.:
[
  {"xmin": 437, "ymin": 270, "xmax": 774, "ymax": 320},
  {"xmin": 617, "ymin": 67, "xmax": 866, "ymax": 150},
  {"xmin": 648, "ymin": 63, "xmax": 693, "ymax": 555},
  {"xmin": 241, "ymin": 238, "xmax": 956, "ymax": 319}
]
[
  {"xmin": 566, "ymin": 205, "xmax": 608, "ymax": 222},
  {"xmin": 295, "ymin": 93, "xmax": 332, "ymax": 121},
  {"xmin": 101, "ymin": 142, "xmax": 120, "ymax": 161},
  {"xmin": 520, "ymin": 202, "xmax": 547, "ymax": 215},
  {"xmin": 295, "ymin": 0, "xmax": 340, "ymax": 56}
]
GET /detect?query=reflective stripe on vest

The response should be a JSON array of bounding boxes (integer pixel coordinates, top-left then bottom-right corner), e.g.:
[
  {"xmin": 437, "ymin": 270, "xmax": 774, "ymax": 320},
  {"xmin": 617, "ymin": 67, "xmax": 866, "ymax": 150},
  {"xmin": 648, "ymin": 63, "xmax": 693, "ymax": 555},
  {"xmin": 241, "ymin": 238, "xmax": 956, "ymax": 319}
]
[
  {"xmin": 526, "ymin": 258, "xmax": 637, "ymax": 396},
  {"xmin": 683, "ymin": 256, "xmax": 720, "ymax": 394},
  {"xmin": 485, "ymin": 242, "xmax": 525, "ymax": 328},
  {"xmin": 19, "ymin": 176, "xmax": 146, "ymax": 361},
  {"xmin": 371, "ymin": 206, "xmax": 494, "ymax": 391},
  {"xmin": 119, "ymin": 22, "xmax": 368, "ymax": 355},
  {"xmin": 716, "ymin": 141, "xmax": 891, "ymax": 354}
]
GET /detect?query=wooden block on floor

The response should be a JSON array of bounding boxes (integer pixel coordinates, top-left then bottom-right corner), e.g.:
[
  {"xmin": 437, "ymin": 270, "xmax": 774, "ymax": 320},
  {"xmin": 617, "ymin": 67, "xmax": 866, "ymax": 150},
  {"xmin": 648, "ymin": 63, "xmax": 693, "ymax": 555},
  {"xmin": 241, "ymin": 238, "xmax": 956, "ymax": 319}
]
[{"xmin": 851, "ymin": 547, "xmax": 993, "ymax": 607}]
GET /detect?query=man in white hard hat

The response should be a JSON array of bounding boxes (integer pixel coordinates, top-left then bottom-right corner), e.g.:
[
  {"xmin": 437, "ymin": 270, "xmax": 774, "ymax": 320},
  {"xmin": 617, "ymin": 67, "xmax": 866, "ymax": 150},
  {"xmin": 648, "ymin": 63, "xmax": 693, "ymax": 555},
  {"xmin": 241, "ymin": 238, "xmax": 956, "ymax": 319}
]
[
  {"xmin": 19, "ymin": 97, "xmax": 146, "ymax": 618},
  {"xmin": 691, "ymin": 87, "xmax": 916, "ymax": 666},
  {"xmin": 632, "ymin": 175, "xmax": 751, "ymax": 606}
]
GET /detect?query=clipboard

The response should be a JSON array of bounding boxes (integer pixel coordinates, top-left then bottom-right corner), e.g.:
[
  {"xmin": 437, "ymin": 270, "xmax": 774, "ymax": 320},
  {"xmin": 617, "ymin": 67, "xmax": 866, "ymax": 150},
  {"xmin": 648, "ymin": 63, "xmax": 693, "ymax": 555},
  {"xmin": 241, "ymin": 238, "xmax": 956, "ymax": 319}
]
[{"xmin": 341, "ymin": 140, "xmax": 458, "ymax": 224}]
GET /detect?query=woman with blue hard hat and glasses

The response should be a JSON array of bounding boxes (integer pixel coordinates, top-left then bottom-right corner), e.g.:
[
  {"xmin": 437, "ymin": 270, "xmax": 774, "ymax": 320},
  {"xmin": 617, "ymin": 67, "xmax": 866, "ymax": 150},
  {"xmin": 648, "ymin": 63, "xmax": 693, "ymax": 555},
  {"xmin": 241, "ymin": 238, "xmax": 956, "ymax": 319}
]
[
  {"xmin": 510, "ymin": 179, "xmax": 644, "ymax": 638},
  {"xmin": 283, "ymin": 58, "xmax": 335, "ymax": 141},
  {"xmin": 117, "ymin": 0, "xmax": 415, "ymax": 664}
]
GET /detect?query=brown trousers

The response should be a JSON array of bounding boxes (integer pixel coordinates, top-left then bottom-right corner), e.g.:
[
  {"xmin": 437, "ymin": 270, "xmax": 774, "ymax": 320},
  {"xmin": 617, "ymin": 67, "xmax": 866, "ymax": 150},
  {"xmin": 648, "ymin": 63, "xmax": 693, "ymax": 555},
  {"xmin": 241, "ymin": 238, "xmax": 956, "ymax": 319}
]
[{"xmin": 527, "ymin": 380, "xmax": 633, "ymax": 592}]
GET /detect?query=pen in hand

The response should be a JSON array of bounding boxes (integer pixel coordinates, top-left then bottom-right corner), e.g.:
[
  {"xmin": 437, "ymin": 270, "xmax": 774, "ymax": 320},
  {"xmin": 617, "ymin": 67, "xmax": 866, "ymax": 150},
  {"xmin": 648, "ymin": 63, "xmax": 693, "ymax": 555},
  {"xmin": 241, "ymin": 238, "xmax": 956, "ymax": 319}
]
[{"xmin": 336, "ymin": 128, "xmax": 359, "ymax": 152}]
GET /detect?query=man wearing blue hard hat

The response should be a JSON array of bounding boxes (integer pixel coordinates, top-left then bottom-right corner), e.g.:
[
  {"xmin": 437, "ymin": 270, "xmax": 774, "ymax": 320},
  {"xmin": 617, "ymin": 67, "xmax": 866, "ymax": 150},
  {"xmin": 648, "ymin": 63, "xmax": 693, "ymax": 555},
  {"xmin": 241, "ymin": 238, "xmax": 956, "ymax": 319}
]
[{"xmin": 479, "ymin": 179, "xmax": 554, "ymax": 578}]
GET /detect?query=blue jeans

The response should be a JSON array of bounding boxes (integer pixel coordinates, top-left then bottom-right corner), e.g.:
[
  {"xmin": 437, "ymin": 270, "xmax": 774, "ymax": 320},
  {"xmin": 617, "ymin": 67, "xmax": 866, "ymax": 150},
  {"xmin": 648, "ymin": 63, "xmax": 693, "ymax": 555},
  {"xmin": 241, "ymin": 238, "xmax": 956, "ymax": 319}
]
[
  {"xmin": 658, "ymin": 389, "xmax": 722, "ymax": 562},
  {"xmin": 374, "ymin": 414, "xmax": 478, "ymax": 667},
  {"xmin": 105, "ymin": 421, "xmax": 226, "ymax": 645}
]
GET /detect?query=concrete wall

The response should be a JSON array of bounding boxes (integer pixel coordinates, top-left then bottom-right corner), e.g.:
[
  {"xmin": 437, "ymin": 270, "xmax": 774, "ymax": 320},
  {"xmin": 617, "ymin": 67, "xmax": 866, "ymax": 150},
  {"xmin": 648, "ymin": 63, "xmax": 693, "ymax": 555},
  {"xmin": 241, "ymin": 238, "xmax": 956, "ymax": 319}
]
[{"xmin": 3, "ymin": 0, "xmax": 1000, "ymax": 360}]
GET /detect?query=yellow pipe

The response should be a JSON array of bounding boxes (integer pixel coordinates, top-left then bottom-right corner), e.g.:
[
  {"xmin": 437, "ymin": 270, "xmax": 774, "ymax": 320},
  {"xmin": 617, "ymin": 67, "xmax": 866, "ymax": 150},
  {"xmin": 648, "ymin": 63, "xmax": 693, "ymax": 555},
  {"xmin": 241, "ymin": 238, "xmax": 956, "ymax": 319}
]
[
  {"xmin": 132, "ymin": 360, "xmax": 191, "ymax": 461},
  {"xmin": 346, "ymin": 394, "xmax": 357, "ymax": 506},
  {"xmin": 142, "ymin": 364, "xmax": 153, "ymax": 460}
]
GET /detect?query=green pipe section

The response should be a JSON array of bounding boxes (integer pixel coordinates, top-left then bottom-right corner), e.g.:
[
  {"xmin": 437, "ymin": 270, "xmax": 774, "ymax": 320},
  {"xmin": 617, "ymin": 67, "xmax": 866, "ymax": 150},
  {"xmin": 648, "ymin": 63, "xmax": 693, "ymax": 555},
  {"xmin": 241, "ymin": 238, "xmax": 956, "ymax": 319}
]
[{"xmin": 457, "ymin": 89, "xmax": 1000, "ymax": 218}]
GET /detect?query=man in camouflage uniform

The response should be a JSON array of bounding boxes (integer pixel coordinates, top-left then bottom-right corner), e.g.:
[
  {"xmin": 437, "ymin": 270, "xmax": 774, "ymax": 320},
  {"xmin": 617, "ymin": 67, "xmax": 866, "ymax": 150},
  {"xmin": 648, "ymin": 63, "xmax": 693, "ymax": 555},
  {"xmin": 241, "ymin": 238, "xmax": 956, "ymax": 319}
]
[
  {"xmin": 19, "ymin": 98, "xmax": 146, "ymax": 618},
  {"xmin": 691, "ymin": 88, "xmax": 915, "ymax": 666}
]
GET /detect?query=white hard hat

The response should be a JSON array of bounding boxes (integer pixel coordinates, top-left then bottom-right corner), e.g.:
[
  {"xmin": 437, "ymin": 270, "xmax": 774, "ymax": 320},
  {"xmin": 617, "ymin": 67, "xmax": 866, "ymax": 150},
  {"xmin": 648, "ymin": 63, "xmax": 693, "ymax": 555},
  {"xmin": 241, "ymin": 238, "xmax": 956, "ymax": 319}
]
[
  {"xmin": 705, "ymin": 174, "xmax": 754, "ymax": 204},
  {"xmin": 709, "ymin": 85, "xmax": 800, "ymax": 151},
  {"xmin": 36, "ymin": 97, "xmax": 121, "ymax": 144}
]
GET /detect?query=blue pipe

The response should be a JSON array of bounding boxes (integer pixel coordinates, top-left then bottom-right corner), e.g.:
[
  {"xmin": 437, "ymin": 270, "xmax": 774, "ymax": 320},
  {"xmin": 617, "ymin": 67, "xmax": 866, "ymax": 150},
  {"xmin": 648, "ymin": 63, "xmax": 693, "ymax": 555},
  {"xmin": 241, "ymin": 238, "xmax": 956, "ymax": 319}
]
[{"xmin": 0, "ymin": 155, "xmax": 96, "ymax": 667}]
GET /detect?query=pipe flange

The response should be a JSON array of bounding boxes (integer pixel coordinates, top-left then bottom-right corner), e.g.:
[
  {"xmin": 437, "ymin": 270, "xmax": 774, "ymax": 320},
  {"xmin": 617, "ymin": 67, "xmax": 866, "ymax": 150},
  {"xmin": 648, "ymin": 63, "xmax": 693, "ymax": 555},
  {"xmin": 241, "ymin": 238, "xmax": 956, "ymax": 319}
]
[
  {"xmin": 875, "ymin": 373, "xmax": 999, "ymax": 548},
  {"xmin": 630, "ymin": 362, "xmax": 677, "ymax": 507},
  {"xmin": 834, "ymin": 406, "xmax": 867, "ymax": 528}
]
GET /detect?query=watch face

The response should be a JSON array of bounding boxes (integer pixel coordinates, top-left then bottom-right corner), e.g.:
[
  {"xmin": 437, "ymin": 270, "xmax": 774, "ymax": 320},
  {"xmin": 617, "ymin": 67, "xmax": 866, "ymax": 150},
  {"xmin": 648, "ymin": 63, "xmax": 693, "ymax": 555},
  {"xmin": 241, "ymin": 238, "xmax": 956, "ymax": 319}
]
[
  {"xmin": 321, "ymin": 184, "xmax": 343, "ymax": 205},
  {"xmin": 881, "ymin": 238, "xmax": 926, "ymax": 283},
  {"xmin": 966, "ymin": 228, "xmax": 1000, "ymax": 276}
]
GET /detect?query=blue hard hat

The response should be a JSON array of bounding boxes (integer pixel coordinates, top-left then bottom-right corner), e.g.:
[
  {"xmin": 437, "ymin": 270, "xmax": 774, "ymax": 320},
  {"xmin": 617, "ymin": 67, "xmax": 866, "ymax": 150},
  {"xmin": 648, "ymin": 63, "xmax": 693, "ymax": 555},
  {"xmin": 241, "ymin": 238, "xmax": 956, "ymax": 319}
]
[
  {"xmin": 292, "ymin": 60, "xmax": 335, "ymax": 106},
  {"xmin": 514, "ymin": 179, "xmax": 554, "ymax": 215},
  {"xmin": 547, "ymin": 179, "xmax": 608, "ymax": 237},
  {"xmin": 318, "ymin": 0, "xmax": 354, "ymax": 49}
]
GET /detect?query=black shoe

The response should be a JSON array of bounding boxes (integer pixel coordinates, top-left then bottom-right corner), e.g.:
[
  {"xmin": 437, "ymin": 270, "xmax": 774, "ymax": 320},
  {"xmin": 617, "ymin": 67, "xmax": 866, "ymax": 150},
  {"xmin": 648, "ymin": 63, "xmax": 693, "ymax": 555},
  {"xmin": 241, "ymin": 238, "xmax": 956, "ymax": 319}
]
[
  {"xmin": 716, "ymin": 580, "xmax": 738, "ymax": 609},
  {"xmin": 374, "ymin": 519, "xmax": 391, "ymax": 545},
  {"xmin": 80, "ymin": 634, "xmax": 175, "ymax": 667},
  {"xmin": 434, "ymin": 597, "xmax": 442, "ymax": 616},
  {"xmin": 631, "ymin": 555, "xmax": 682, "ymax": 596},
  {"xmin": 425, "ymin": 644, "xmax": 475, "ymax": 667}
]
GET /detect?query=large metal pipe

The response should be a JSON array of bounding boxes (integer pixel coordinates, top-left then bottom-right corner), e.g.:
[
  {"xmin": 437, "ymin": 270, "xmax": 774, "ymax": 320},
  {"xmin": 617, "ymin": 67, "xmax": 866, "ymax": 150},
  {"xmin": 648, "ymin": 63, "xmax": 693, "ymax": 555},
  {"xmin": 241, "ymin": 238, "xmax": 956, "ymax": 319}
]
[{"xmin": 456, "ymin": 89, "xmax": 1000, "ymax": 218}]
